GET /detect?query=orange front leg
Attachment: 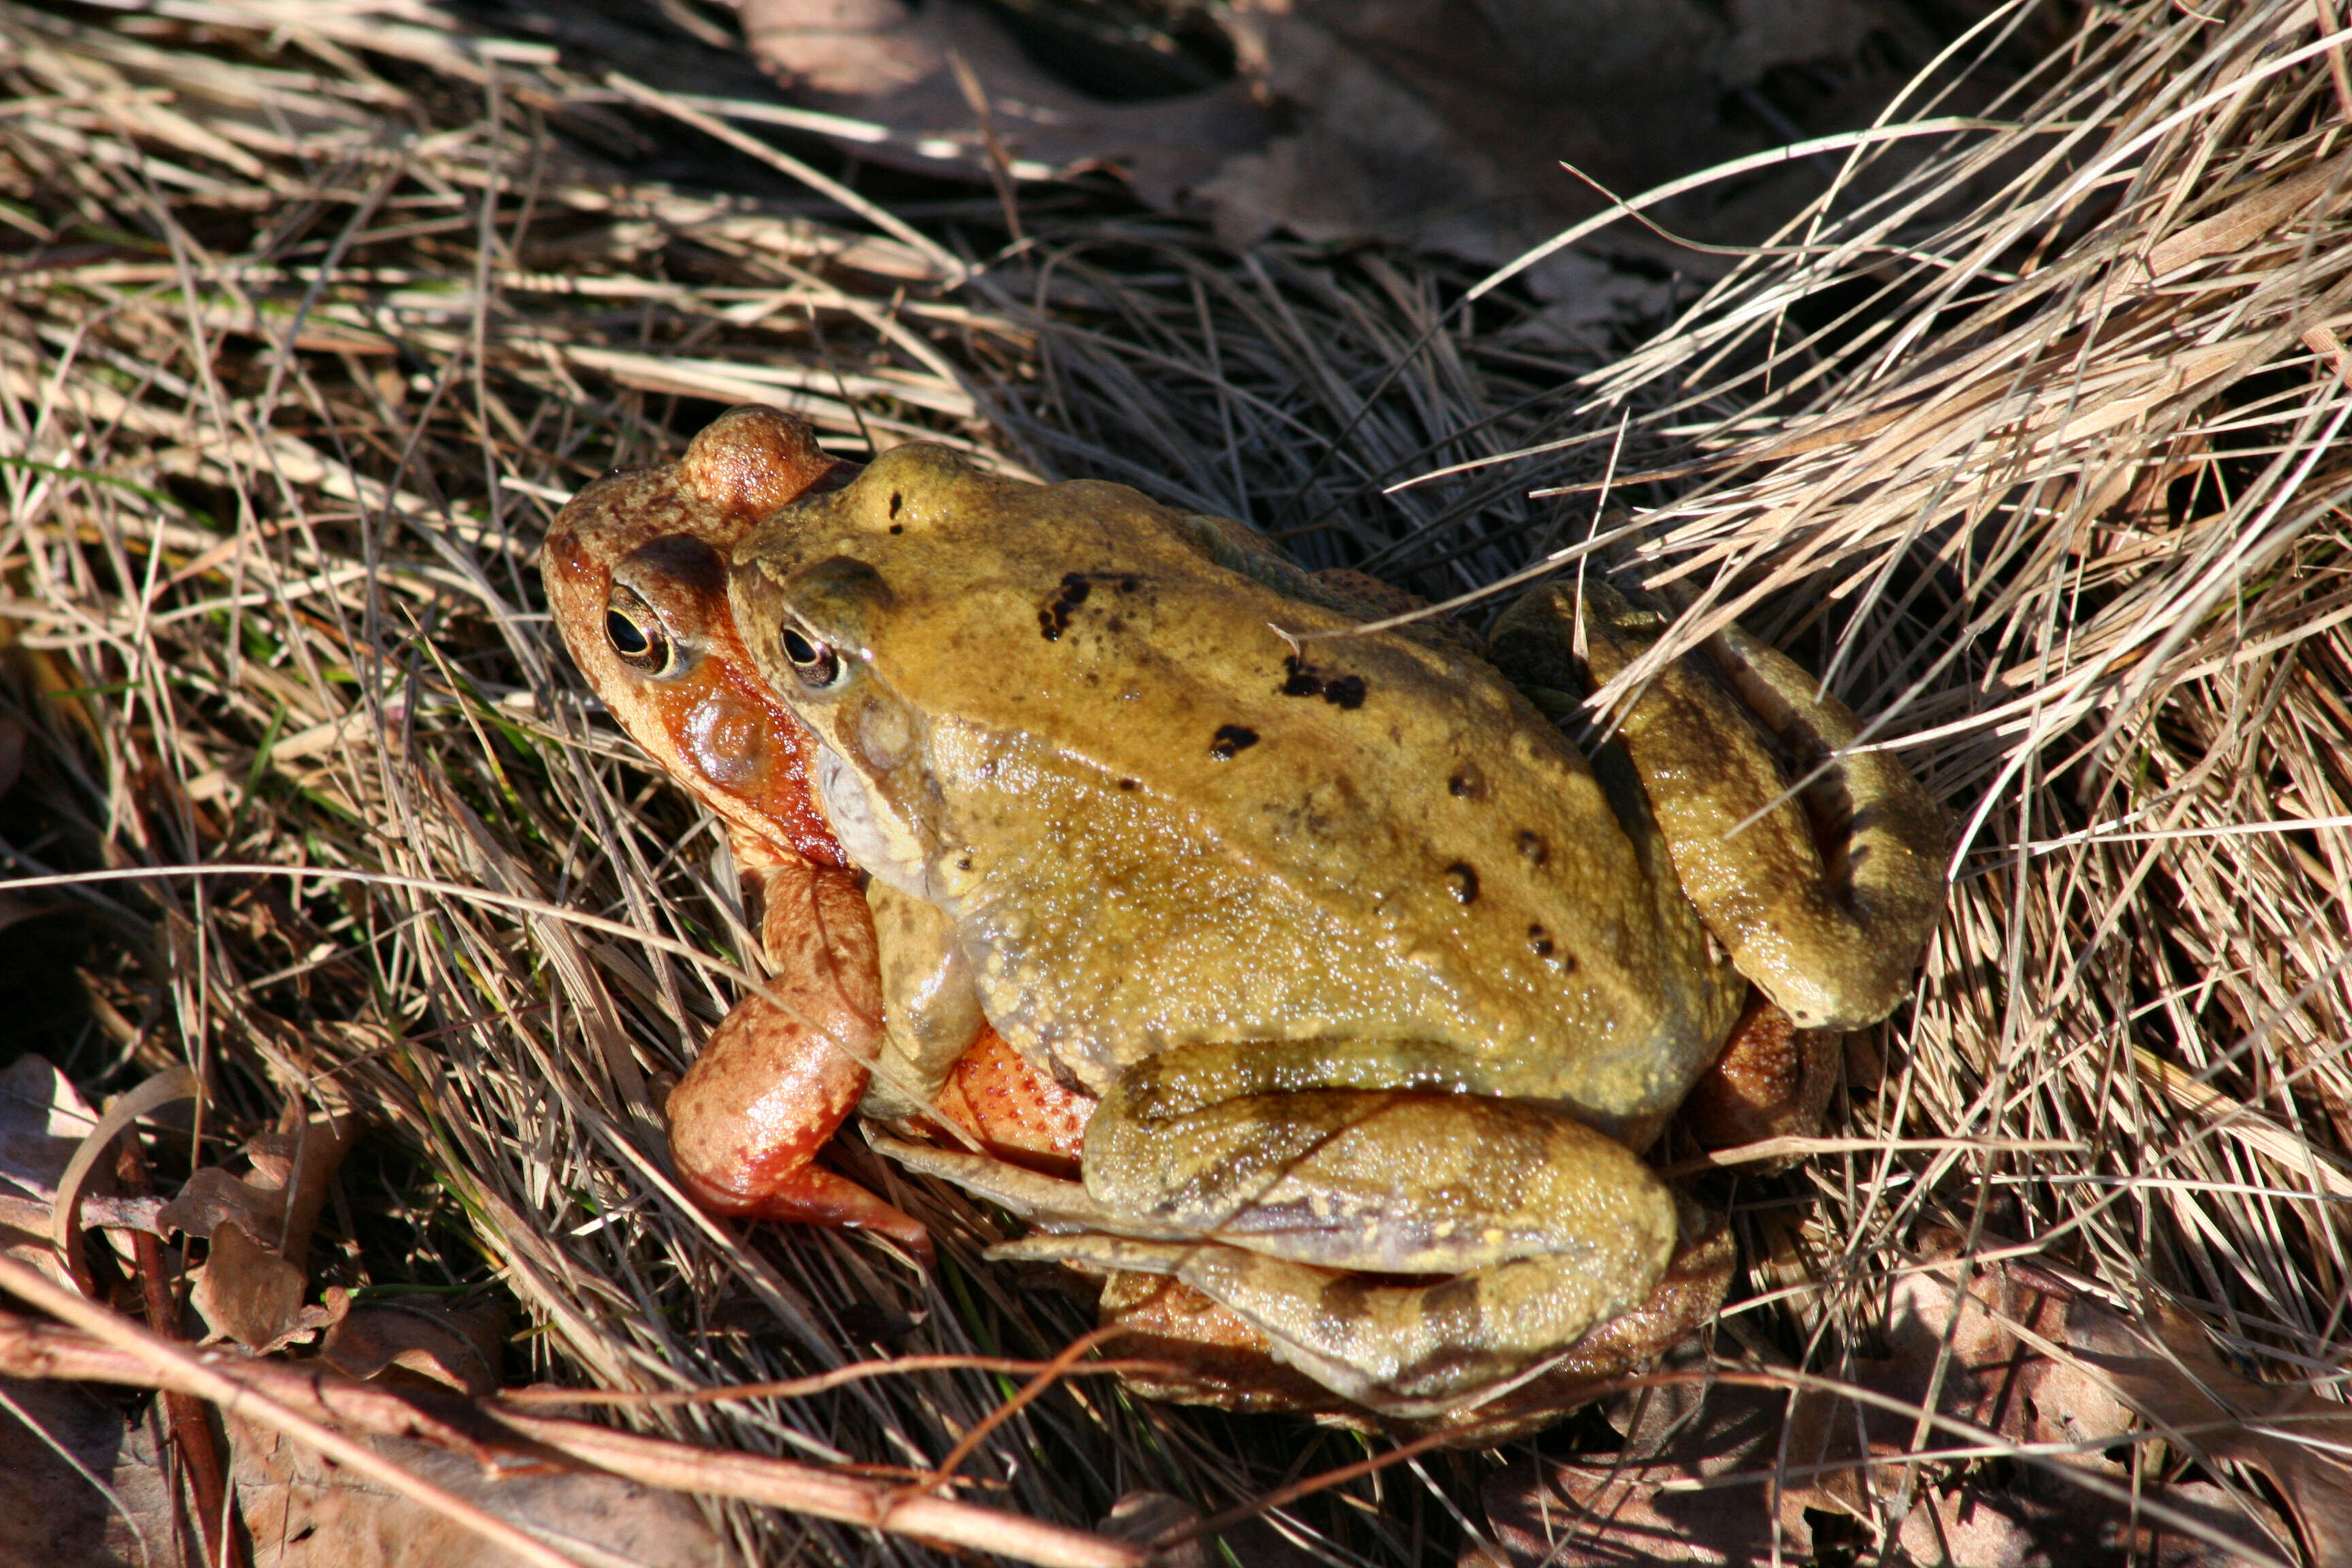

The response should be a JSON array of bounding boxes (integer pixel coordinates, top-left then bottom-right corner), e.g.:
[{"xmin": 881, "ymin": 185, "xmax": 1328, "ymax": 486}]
[{"xmin": 666, "ymin": 857, "xmax": 930, "ymax": 1258}]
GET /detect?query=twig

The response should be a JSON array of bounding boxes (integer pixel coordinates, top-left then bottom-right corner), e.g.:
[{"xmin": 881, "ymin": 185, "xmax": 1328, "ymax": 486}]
[
  {"xmin": 0, "ymin": 1256, "xmax": 589, "ymax": 1568},
  {"xmin": 116, "ymin": 1134, "xmax": 244, "ymax": 1568},
  {"xmin": 498, "ymin": 1351, "xmax": 1185, "ymax": 1407},
  {"xmin": 0, "ymin": 1302, "xmax": 1147, "ymax": 1568}
]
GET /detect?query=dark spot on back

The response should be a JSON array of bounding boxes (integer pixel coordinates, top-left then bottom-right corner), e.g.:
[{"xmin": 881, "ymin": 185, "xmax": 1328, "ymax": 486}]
[
  {"xmin": 1446, "ymin": 863, "xmax": 1480, "ymax": 904},
  {"xmin": 1209, "ymin": 724, "xmax": 1259, "ymax": 760},
  {"xmin": 1516, "ymin": 830, "xmax": 1548, "ymax": 866},
  {"xmin": 1526, "ymin": 924, "xmax": 1553, "ymax": 957},
  {"xmin": 1448, "ymin": 764, "xmax": 1487, "ymax": 800},
  {"xmin": 1117, "ymin": 777, "xmax": 1140, "ymax": 791},
  {"xmin": 1119, "ymin": 577, "xmax": 1139, "ymax": 593},
  {"xmin": 889, "ymin": 523, "xmax": 904, "ymax": 535},
  {"xmin": 1279, "ymin": 655, "xmax": 1369, "ymax": 710},
  {"xmin": 1039, "ymin": 572, "xmax": 1093, "ymax": 642},
  {"xmin": 887, "ymin": 491, "xmax": 904, "ymax": 518}
]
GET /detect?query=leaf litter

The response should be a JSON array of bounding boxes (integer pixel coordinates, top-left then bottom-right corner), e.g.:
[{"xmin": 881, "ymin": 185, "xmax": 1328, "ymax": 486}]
[{"xmin": 0, "ymin": 0, "xmax": 2346, "ymax": 1565}]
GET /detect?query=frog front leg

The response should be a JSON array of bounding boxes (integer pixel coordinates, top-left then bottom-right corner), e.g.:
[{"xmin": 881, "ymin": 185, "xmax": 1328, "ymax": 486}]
[
  {"xmin": 666, "ymin": 855, "xmax": 932, "ymax": 1256},
  {"xmin": 858, "ymin": 880, "xmax": 987, "ymax": 1121},
  {"xmin": 860, "ymin": 881, "xmax": 1098, "ymax": 1169},
  {"xmin": 1490, "ymin": 580, "xmax": 1948, "ymax": 1031}
]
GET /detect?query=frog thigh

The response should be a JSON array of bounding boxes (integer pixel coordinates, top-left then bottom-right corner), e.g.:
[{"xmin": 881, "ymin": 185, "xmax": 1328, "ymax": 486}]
[
  {"xmin": 1490, "ymin": 581, "xmax": 1948, "ymax": 1030},
  {"xmin": 859, "ymin": 880, "xmax": 986, "ymax": 1120}
]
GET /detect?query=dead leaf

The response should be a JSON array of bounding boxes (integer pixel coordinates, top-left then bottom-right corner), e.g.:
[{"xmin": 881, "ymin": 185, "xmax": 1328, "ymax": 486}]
[
  {"xmin": 158, "ymin": 1165, "xmax": 296, "ymax": 1251},
  {"xmin": 0, "ymin": 1056, "xmax": 164, "ymax": 1284},
  {"xmin": 1879, "ymin": 1479, "xmax": 2283, "ymax": 1568},
  {"xmin": 188, "ymin": 1220, "xmax": 340, "ymax": 1354},
  {"xmin": 740, "ymin": 0, "xmax": 1938, "ymax": 302},
  {"xmin": 1471, "ymin": 1256, "xmax": 2321, "ymax": 1567},
  {"xmin": 321, "ymin": 1295, "xmax": 508, "ymax": 1398},
  {"xmin": 2062, "ymin": 1297, "xmax": 2352, "ymax": 1564},
  {"xmin": 0, "ymin": 1375, "xmax": 176, "ymax": 1568},
  {"xmin": 1471, "ymin": 1354, "xmax": 1806, "ymax": 1566},
  {"xmin": 166, "ymin": 1109, "xmax": 361, "ymax": 1352},
  {"xmin": 157, "ymin": 1111, "xmax": 357, "ymax": 1264},
  {"xmin": 227, "ymin": 1418, "xmax": 728, "ymax": 1568},
  {"xmin": 0, "ymin": 1377, "xmax": 728, "ymax": 1568},
  {"xmin": 738, "ymin": 0, "xmax": 1267, "ymax": 210}
]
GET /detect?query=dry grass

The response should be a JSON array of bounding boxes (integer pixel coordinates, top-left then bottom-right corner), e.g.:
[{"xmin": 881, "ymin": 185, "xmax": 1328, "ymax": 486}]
[{"xmin": 1, "ymin": 0, "xmax": 2347, "ymax": 1564}]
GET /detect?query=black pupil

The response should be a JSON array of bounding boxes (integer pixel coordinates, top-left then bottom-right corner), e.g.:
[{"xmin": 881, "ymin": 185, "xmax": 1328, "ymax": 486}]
[
  {"xmin": 606, "ymin": 610, "xmax": 649, "ymax": 655},
  {"xmin": 781, "ymin": 625, "xmax": 821, "ymax": 665}
]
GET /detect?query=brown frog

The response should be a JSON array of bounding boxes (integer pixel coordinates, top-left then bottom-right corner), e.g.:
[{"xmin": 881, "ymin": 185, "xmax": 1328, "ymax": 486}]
[
  {"xmin": 541, "ymin": 410, "xmax": 1094, "ymax": 1263},
  {"xmin": 714, "ymin": 423, "xmax": 1949, "ymax": 1419}
]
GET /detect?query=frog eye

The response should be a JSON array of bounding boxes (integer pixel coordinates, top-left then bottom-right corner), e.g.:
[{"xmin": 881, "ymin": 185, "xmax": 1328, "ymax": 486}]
[
  {"xmin": 779, "ymin": 623, "xmax": 845, "ymax": 689},
  {"xmin": 603, "ymin": 591, "xmax": 675, "ymax": 676}
]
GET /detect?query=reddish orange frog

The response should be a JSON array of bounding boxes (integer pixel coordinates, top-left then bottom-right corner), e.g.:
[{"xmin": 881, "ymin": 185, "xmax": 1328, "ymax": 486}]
[{"xmin": 542, "ymin": 408, "xmax": 1089, "ymax": 1259}]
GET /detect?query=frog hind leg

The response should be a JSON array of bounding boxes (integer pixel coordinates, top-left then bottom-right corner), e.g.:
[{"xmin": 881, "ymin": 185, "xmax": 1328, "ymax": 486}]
[
  {"xmin": 666, "ymin": 860, "xmax": 931, "ymax": 1259},
  {"xmin": 1490, "ymin": 579, "xmax": 1948, "ymax": 1031},
  {"xmin": 1012, "ymin": 1072, "xmax": 1678, "ymax": 1415}
]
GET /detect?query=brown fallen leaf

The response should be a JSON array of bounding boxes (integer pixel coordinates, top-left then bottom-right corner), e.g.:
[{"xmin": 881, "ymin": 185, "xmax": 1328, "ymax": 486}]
[
  {"xmin": 165, "ymin": 1108, "xmax": 359, "ymax": 1354},
  {"xmin": 1779, "ymin": 1253, "xmax": 2308, "ymax": 1562},
  {"xmin": 187, "ymin": 1222, "xmax": 341, "ymax": 1357},
  {"xmin": 1471, "ymin": 1247, "xmax": 2320, "ymax": 1567},
  {"xmin": 0, "ymin": 1375, "xmax": 729, "ymax": 1568},
  {"xmin": 228, "ymin": 1417, "xmax": 727, "ymax": 1568},
  {"xmin": 0, "ymin": 1375, "xmax": 176, "ymax": 1568},
  {"xmin": 1471, "ymin": 1388, "xmax": 2287, "ymax": 1567},
  {"xmin": 1472, "ymin": 1367, "xmax": 1806, "ymax": 1566},
  {"xmin": 738, "ymin": 0, "xmax": 1267, "ymax": 210},
  {"xmin": 320, "ymin": 1294, "xmax": 509, "ymax": 1399},
  {"xmin": 737, "ymin": 0, "xmax": 1932, "ymax": 301},
  {"xmin": 2058, "ymin": 1297, "xmax": 2352, "ymax": 1565},
  {"xmin": 157, "ymin": 1113, "xmax": 357, "ymax": 1261},
  {"xmin": 0, "ymin": 1056, "xmax": 165, "ymax": 1286}
]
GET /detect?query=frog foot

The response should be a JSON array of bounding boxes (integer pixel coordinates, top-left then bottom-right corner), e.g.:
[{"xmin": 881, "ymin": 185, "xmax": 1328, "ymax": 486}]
[{"xmin": 1490, "ymin": 579, "xmax": 1948, "ymax": 1032}]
